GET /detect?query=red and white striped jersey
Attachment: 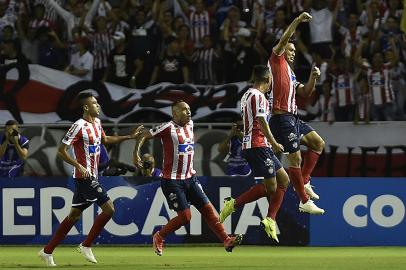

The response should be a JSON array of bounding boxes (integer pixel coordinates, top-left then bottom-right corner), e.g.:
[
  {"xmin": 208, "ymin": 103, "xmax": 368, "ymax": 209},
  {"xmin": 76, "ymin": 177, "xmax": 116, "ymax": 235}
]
[
  {"xmin": 331, "ymin": 73, "xmax": 355, "ymax": 107},
  {"xmin": 240, "ymin": 88, "xmax": 270, "ymax": 149},
  {"xmin": 62, "ymin": 118, "xmax": 105, "ymax": 179},
  {"xmin": 189, "ymin": 11, "xmax": 210, "ymax": 47},
  {"xmin": 150, "ymin": 120, "xmax": 196, "ymax": 180},
  {"xmin": 366, "ymin": 65, "xmax": 394, "ymax": 105},
  {"xmin": 268, "ymin": 50, "xmax": 300, "ymax": 114}
]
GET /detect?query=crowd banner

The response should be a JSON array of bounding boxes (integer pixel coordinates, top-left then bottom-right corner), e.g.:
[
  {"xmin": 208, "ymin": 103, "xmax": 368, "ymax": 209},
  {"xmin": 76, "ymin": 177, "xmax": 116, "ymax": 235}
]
[{"xmin": 1, "ymin": 64, "xmax": 249, "ymax": 124}]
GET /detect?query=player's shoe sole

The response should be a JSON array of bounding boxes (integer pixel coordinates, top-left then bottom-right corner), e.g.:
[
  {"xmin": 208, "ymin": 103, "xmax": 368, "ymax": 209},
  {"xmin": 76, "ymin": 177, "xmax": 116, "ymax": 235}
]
[{"xmin": 260, "ymin": 217, "xmax": 279, "ymax": 243}]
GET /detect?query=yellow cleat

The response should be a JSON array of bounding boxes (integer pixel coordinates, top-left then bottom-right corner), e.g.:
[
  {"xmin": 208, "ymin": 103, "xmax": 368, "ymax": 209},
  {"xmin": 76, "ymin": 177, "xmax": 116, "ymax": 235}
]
[
  {"xmin": 260, "ymin": 217, "xmax": 279, "ymax": 243},
  {"xmin": 219, "ymin": 197, "xmax": 236, "ymax": 223}
]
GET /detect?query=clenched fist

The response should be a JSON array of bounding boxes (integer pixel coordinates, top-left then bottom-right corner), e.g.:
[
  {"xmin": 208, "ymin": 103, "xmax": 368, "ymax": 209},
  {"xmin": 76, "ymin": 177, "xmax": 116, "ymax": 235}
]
[{"xmin": 298, "ymin": 12, "xmax": 312, "ymax": 22}]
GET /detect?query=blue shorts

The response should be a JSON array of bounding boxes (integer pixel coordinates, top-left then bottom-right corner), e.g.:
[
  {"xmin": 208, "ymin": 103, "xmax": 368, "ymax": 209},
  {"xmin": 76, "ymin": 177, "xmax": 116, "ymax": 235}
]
[
  {"xmin": 269, "ymin": 114, "xmax": 314, "ymax": 153},
  {"xmin": 161, "ymin": 175, "xmax": 210, "ymax": 212},
  {"xmin": 242, "ymin": 147, "xmax": 282, "ymax": 179},
  {"xmin": 72, "ymin": 178, "xmax": 110, "ymax": 210}
]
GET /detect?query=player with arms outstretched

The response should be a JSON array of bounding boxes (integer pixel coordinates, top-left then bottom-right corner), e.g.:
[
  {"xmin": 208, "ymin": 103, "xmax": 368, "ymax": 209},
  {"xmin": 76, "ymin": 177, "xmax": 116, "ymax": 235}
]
[{"xmin": 134, "ymin": 101, "xmax": 242, "ymax": 256}]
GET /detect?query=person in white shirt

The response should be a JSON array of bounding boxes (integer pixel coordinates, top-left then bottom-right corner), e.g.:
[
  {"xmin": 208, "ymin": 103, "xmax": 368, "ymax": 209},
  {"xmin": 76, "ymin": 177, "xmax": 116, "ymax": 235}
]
[{"xmin": 65, "ymin": 37, "xmax": 94, "ymax": 81}]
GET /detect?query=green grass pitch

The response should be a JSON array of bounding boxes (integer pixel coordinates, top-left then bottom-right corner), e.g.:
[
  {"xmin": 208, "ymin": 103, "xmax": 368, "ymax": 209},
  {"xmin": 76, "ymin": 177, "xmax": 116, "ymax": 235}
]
[{"xmin": 0, "ymin": 246, "xmax": 405, "ymax": 270}]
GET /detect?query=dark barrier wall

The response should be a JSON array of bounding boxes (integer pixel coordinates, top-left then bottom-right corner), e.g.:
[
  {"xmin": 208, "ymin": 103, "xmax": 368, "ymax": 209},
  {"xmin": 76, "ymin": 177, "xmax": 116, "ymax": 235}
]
[{"xmin": 1, "ymin": 177, "xmax": 405, "ymax": 246}]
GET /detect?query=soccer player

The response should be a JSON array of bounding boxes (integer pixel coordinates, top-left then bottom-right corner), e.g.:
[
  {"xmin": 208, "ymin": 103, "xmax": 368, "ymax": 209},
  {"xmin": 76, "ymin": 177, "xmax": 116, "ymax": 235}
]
[
  {"xmin": 134, "ymin": 101, "xmax": 242, "ymax": 256},
  {"xmin": 219, "ymin": 65, "xmax": 290, "ymax": 242},
  {"xmin": 38, "ymin": 92, "xmax": 143, "ymax": 267},
  {"xmin": 268, "ymin": 12, "xmax": 325, "ymax": 214}
]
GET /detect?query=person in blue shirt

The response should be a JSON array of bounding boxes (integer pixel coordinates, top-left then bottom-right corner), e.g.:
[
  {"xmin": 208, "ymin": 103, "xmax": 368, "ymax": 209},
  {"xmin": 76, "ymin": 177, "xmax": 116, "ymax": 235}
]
[
  {"xmin": 218, "ymin": 120, "xmax": 251, "ymax": 176},
  {"xmin": 0, "ymin": 120, "xmax": 29, "ymax": 177}
]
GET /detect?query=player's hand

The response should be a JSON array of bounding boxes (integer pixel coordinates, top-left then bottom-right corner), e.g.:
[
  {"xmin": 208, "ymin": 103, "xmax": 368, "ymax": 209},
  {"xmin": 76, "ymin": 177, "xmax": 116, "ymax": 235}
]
[
  {"xmin": 76, "ymin": 164, "xmax": 90, "ymax": 179},
  {"xmin": 130, "ymin": 125, "xmax": 144, "ymax": 139},
  {"xmin": 271, "ymin": 142, "xmax": 284, "ymax": 153},
  {"xmin": 298, "ymin": 12, "xmax": 312, "ymax": 22},
  {"xmin": 312, "ymin": 66, "xmax": 321, "ymax": 79}
]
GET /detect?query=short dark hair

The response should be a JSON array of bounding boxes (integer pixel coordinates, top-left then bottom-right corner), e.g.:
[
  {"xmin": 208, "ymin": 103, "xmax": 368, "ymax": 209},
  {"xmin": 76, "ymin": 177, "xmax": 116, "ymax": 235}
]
[
  {"xmin": 76, "ymin": 92, "xmax": 94, "ymax": 106},
  {"xmin": 5, "ymin": 120, "xmax": 18, "ymax": 127},
  {"xmin": 172, "ymin": 100, "xmax": 186, "ymax": 109},
  {"xmin": 252, "ymin": 65, "xmax": 270, "ymax": 84}
]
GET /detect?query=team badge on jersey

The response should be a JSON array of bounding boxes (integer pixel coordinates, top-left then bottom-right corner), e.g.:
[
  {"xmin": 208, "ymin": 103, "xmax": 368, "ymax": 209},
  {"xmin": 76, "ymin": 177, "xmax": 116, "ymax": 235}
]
[{"xmin": 288, "ymin": 133, "xmax": 297, "ymax": 142}]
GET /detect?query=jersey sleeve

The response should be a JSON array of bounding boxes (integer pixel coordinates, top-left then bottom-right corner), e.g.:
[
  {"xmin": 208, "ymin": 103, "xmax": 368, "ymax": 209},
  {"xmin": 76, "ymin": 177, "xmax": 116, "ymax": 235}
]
[
  {"xmin": 62, "ymin": 122, "xmax": 82, "ymax": 145},
  {"xmin": 150, "ymin": 122, "xmax": 171, "ymax": 138},
  {"xmin": 255, "ymin": 93, "xmax": 267, "ymax": 118}
]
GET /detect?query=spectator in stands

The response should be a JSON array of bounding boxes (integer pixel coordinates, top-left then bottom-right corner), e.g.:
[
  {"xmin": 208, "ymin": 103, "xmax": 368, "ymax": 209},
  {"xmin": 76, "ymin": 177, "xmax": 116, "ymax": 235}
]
[
  {"xmin": 328, "ymin": 55, "xmax": 356, "ymax": 121},
  {"xmin": 0, "ymin": 1, "xmax": 18, "ymax": 40},
  {"xmin": 218, "ymin": 120, "xmax": 251, "ymax": 176},
  {"xmin": 0, "ymin": 120, "xmax": 29, "ymax": 178},
  {"xmin": 107, "ymin": 31, "xmax": 132, "ymax": 87},
  {"xmin": 191, "ymin": 34, "xmax": 220, "ymax": 84},
  {"xmin": 37, "ymin": 27, "xmax": 66, "ymax": 69},
  {"xmin": 1, "ymin": 24, "xmax": 14, "ymax": 41},
  {"xmin": 29, "ymin": 3, "xmax": 51, "ymax": 30},
  {"xmin": 309, "ymin": 0, "xmax": 338, "ymax": 59},
  {"xmin": 0, "ymin": 39, "xmax": 30, "ymax": 124},
  {"xmin": 16, "ymin": 15, "xmax": 39, "ymax": 64},
  {"xmin": 128, "ymin": 8, "xmax": 159, "ymax": 88},
  {"xmin": 336, "ymin": 13, "xmax": 368, "ymax": 58},
  {"xmin": 88, "ymin": 16, "xmax": 114, "ymax": 82},
  {"xmin": 65, "ymin": 37, "xmax": 94, "ymax": 81},
  {"xmin": 176, "ymin": 24, "xmax": 195, "ymax": 61},
  {"xmin": 357, "ymin": 50, "xmax": 396, "ymax": 121},
  {"xmin": 223, "ymin": 27, "xmax": 260, "ymax": 83},
  {"xmin": 150, "ymin": 37, "xmax": 189, "ymax": 85}
]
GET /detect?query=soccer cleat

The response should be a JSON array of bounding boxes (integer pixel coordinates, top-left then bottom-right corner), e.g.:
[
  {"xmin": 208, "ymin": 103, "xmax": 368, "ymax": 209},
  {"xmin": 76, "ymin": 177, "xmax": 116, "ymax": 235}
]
[
  {"xmin": 304, "ymin": 182, "xmax": 320, "ymax": 200},
  {"xmin": 299, "ymin": 199, "xmax": 325, "ymax": 215},
  {"xmin": 260, "ymin": 217, "xmax": 279, "ymax": 243},
  {"xmin": 224, "ymin": 234, "xmax": 243, "ymax": 252},
  {"xmin": 38, "ymin": 248, "xmax": 56, "ymax": 267},
  {"xmin": 77, "ymin": 243, "xmax": 97, "ymax": 264},
  {"xmin": 153, "ymin": 232, "xmax": 164, "ymax": 256},
  {"xmin": 219, "ymin": 197, "xmax": 236, "ymax": 223}
]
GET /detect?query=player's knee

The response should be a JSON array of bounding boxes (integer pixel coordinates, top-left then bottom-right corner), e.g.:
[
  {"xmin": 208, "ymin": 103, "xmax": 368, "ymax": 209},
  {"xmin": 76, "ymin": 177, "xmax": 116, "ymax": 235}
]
[
  {"xmin": 67, "ymin": 212, "xmax": 81, "ymax": 222},
  {"xmin": 265, "ymin": 179, "xmax": 277, "ymax": 194},
  {"xmin": 104, "ymin": 206, "xmax": 115, "ymax": 217},
  {"xmin": 317, "ymin": 138, "xmax": 325, "ymax": 151},
  {"xmin": 288, "ymin": 152, "xmax": 302, "ymax": 167}
]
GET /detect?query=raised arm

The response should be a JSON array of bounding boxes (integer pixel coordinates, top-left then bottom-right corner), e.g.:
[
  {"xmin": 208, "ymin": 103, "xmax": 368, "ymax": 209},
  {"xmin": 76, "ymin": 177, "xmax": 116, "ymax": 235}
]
[
  {"xmin": 297, "ymin": 66, "xmax": 321, "ymax": 97},
  {"xmin": 46, "ymin": 0, "xmax": 71, "ymax": 22},
  {"xmin": 273, "ymin": 12, "xmax": 312, "ymax": 56},
  {"xmin": 84, "ymin": 0, "xmax": 102, "ymax": 27},
  {"xmin": 133, "ymin": 128, "xmax": 154, "ymax": 168},
  {"xmin": 102, "ymin": 125, "xmax": 143, "ymax": 145}
]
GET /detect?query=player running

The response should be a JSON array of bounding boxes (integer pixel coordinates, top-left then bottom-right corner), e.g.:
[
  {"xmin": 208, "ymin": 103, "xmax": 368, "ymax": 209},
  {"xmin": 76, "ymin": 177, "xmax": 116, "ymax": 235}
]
[
  {"xmin": 134, "ymin": 101, "xmax": 242, "ymax": 256},
  {"xmin": 38, "ymin": 92, "xmax": 142, "ymax": 267}
]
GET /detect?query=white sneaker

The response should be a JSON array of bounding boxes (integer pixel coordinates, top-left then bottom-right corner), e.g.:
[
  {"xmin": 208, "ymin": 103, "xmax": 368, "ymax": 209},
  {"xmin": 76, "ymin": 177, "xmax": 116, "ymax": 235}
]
[
  {"xmin": 304, "ymin": 182, "xmax": 320, "ymax": 200},
  {"xmin": 299, "ymin": 200, "xmax": 325, "ymax": 215},
  {"xmin": 77, "ymin": 243, "xmax": 97, "ymax": 264},
  {"xmin": 38, "ymin": 248, "xmax": 56, "ymax": 267}
]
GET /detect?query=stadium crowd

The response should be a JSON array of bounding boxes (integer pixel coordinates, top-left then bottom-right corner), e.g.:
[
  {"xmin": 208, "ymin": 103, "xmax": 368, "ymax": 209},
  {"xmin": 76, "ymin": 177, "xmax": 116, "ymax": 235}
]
[{"xmin": 0, "ymin": 0, "xmax": 405, "ymax": 122}]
